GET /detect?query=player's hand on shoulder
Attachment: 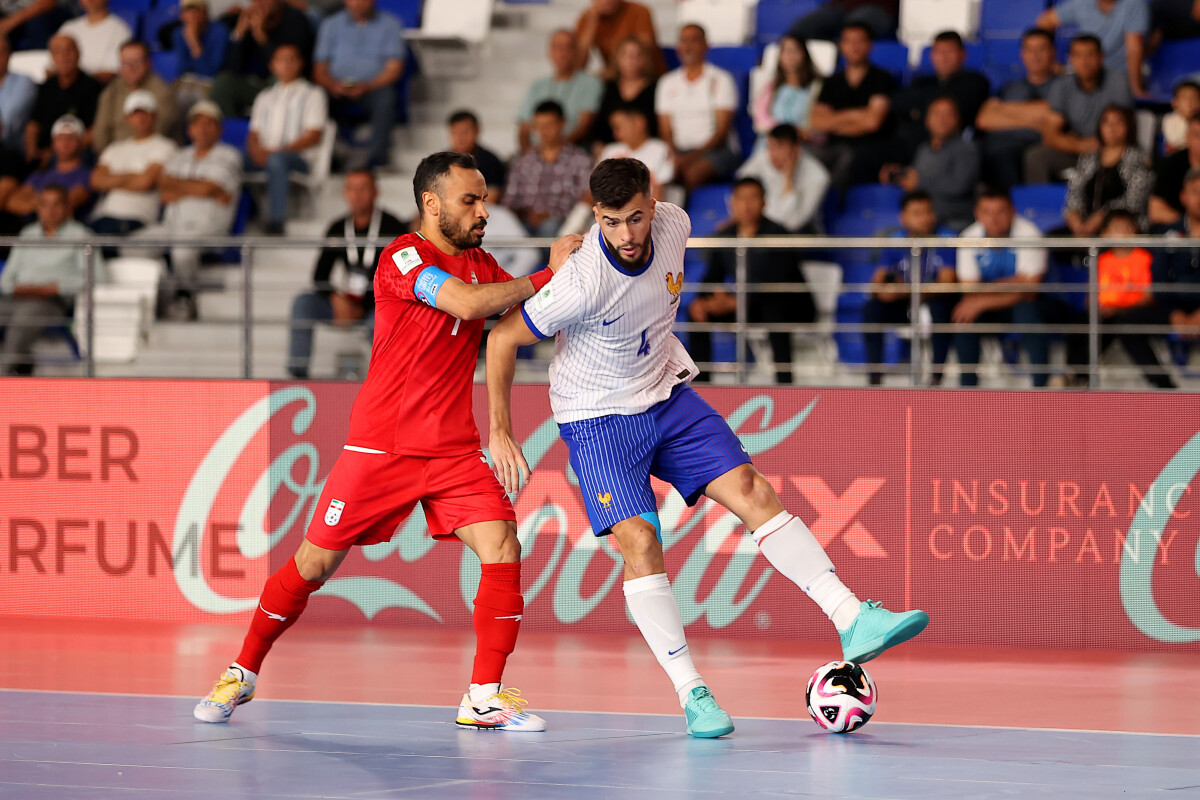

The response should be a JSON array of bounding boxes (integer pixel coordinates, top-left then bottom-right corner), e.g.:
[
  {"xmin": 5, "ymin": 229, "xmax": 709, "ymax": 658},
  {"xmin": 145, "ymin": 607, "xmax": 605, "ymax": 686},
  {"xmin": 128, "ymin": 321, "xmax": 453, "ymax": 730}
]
[
  {"xmin": 548, "ymin": 234, "xmax": 584, "ymax": 273},
  {"xmin": 488, "ymin": 427, "xmax": 530, "ymax": 494}
]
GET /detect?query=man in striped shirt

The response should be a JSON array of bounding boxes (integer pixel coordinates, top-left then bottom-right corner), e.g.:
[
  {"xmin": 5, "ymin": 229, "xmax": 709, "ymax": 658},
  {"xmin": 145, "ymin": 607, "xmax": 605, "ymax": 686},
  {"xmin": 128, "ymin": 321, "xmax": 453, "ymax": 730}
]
[{"xmin": 486, "ymin": 157, "xmax": 929, "ymax": 738}]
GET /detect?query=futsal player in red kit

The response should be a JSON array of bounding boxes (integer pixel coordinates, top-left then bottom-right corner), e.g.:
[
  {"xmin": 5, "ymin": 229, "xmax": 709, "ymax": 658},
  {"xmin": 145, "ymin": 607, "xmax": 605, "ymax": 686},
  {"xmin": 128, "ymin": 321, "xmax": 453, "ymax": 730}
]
[{"xmin": 195, "ymin": 152, "xmax": 576, "ymax": 731}]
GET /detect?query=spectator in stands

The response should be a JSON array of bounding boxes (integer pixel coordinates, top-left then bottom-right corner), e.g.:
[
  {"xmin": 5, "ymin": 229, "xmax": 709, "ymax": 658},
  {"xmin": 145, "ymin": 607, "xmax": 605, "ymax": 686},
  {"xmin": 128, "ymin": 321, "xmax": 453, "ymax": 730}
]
[
  {"xmin": 573, "ymin": 0, "xmax": 665, "ymax": 80},
  {"xmin": 1150, "ymin": 0, "xmax": 1200, "ymax": 42},
  {"xmin": 1037, "ymin": 0, "xmax": 1149, "ymax": 97},
  {"xmin": 953, "ymin": 188, "xmax": 1050, "ymax": 387},
  {"xmin": 447, "ymin": 110, "xmax": 506, "ymax": 202},
  {"xmin": 788, "ymin": 0, "xmax": 896, "ymax": 42},
  {"xmin": 589, "ymin": 35, "xmax": 658, "ymax": 151},
  {"xmin": 976, "ymin": 28, "xmax": 1060, "ymax": 191},
  {"xmin": 313, "ymin": 0, "xmax": 405, "ymax": 170},
  {"xmin": 519, "ymin": 29, "xmax": 602, "ymax": 152},
  {"xmin": 56, "ymin": 0, "xmax": 132, "ymax": 84},
  {"xmin": 861, "ymin": 190, "xmax": 957, "ymax": 385},
  {"xmin": 0, "ymin": 0, "xmax": 65, "ymax": 51},
  {"xmin": 1059, "ymin": 210, "xmax": 1174, "ymax": 387},
  {"xmin": 1150, "ymin": 112, "xmax": 1200, "ymax": 225},
  {"xmin": 1156, "ymin": 168, "xmax": 1200, "ymax": 339},
  {"xmin": 171, "ymin": 0, "xmax": 231, "ymax": 111},
  {"xmin": 880, "ymin": 96, "xmax": 980, "ymax": 231},
  {"xmin": 89, "ymin": 90, "xmax": 176, "ymax": 249},
  {"xmin": 247, "ymin": 43, "xmax": 327, "ymax": 234},
  {"xmin": 286, "ymin": 169, "xmax": 406, "ymax": 378},
  {"xmin": 687, "ymin": 176, "xmax": 816, "ymax": 384},
  {"xmin": 0, "ymin": 183, "xmax": 105, "ymax": 375},
  {"xmin": 891, "ymin": 31, "xmax": 990, "ymax": 163},
  {"xmin": 656, "ymin": 24, "xmax": 740, "ymax": 190},
  {"xmin": 25, "ymin": 35, "xmax": 101, "ymax": 167},
  {"xmin": 213, "ymin": 0, "xmax": 314, "ymax": 118},
  {"xmin": 598, "ymin": 105, "xmax": 672, "ymax": 197},
  {"xmin": 809, "ymin": 22, "xmax": 895, "ymax": 189},
  {"xmin": 1025, "ymin": 35, "xmax": 1132, "ymax": 184},
  {"xmin": 0, "ymin": 38, "xmax": 36, "ymax": 156},
  {"xmin": 1161, "ymin": 81, "xmax": 1200, "ymax": 155},
  {"xmin": 131, "ymin": 100, "xmax": 241, "ymax": 321},
  {"xmin": 736, "ymin": 123, "xmax": 830, "ymax": 232},
  {"xmin": 751, "ymin": 34, "xmax": 822, "ymax": 145},
  {"xmin": 8, "ymin": 115, "xmax": 92, "ymax": 219},
  {"xmin": 504, "ymin": 100, "xmax": 592, "ymax": 236},
  {"xmin": 1063, "ymin": 104, "xmax": 1151, "ymax": 236},
  {"xmin": 93, "ymin": 41, "xmax": 178, "ymax": 153}
]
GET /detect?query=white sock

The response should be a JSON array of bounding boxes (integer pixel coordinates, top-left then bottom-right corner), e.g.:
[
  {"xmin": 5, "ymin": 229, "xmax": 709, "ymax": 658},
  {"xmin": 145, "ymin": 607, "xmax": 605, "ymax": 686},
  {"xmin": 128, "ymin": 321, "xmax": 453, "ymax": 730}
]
[
  {"xmin": 229, "ymin": 662, "xmax": 258, "ymax": 683},
  {"xmin": 468, "ymin": 682, "xmax": 501, "ymax": 703},
  {"xmin": 623, "ymin": 573, "xmax": 704, "ymax": 708},
  {"xmin": 751, "ymin": 511, "xmax": 861, "ymax": 632}
]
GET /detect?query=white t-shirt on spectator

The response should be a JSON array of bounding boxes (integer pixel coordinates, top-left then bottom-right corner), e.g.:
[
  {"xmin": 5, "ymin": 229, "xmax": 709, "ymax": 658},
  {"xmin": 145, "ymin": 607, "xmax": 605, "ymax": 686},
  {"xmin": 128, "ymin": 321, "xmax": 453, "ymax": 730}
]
[
  {"xmin": 655, "ymin": 63, "xmax": 739, "ymax": 152},
  {"xmin": 956, "ymin": 216, "xmax": 1047, "ymax": 282},
  {"xmin": 163, "ymin": 142, "xmax": 243, "ymax": 234},
  {"xmin": 93, "ymin": 133, "xmax": 177, "ymax": 224},
  {"xmin": 598, "ymin": 138, "xmax": 675, "ymax": 187},
  {"xmin": 249, "ymin": 78, "xmax": 328, "ymax": 168},
  {"xmin": 58, "ymin": 14, "xmax": 133, "ymax": 77}
]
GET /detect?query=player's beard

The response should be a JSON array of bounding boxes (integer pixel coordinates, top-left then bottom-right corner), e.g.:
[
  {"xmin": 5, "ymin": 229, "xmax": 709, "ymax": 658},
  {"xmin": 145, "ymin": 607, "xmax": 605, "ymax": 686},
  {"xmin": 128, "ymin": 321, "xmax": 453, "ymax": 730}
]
[
  {"xmin": 604, "ymin": 234, "xmax": 648, "ymax": 271},
  {"xmin": 442, "ymin": 214, "xmax": 486, "ymax": 250}
]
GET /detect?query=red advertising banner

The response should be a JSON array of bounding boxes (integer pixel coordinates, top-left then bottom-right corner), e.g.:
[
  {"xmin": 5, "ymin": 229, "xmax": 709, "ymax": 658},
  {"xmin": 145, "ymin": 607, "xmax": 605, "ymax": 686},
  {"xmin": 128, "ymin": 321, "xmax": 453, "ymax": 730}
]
[{"xmin": 1, "ymin": 379, "xmax": 1197, "ymax": 652}]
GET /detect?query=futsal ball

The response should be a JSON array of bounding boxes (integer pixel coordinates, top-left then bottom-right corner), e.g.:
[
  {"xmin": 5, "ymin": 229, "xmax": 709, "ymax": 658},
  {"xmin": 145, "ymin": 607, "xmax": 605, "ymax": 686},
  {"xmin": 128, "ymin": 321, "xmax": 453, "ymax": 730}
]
[{"xmin": 805, "ymin": 661, "xmax": 877, "ymax": 733}]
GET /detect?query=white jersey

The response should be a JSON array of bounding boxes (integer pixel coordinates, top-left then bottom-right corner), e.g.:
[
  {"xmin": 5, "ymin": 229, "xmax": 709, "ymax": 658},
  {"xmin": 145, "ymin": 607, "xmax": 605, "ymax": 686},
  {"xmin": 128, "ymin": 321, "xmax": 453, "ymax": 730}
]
[{"xmin": 521, "ymin": 201, "xmax": 698, "ymax": 424}]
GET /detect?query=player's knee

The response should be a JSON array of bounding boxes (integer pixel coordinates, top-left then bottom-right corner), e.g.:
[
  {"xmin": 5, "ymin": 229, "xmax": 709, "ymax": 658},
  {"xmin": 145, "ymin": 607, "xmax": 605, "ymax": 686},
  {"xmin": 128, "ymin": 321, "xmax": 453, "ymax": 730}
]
[
  {"xmin": 294, "ymin": 548, "xmax": 340, "ymax": 582},
  {"xmin": 614, "ymin": 519, "xmax": 664, "ymax": 577},
  {"xmin": 494, "ymin": 522, "xmax": 522, "ymax": 564},
  {"xmin": 739, "ymin": 467, "xmax": 779, "ymax": 512}
]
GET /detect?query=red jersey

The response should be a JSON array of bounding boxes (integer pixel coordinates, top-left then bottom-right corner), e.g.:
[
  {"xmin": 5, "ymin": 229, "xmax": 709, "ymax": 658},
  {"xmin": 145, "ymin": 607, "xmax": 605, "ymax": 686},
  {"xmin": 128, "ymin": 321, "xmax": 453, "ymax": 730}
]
[{"xmin": 345, "ymin": 232, "xmax": 514, "ymax": 456}]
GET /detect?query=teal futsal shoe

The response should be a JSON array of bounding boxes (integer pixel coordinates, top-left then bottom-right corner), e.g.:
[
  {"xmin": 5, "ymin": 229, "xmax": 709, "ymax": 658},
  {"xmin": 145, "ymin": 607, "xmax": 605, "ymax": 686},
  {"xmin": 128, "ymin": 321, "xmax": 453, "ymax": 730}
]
[
  {"xmin": 840, "ymin": 600, "xmax": 930, "ymax": 663},
  {"xmin": 684, "ymin": 686, "xmax": 735, "ymax": 738}
]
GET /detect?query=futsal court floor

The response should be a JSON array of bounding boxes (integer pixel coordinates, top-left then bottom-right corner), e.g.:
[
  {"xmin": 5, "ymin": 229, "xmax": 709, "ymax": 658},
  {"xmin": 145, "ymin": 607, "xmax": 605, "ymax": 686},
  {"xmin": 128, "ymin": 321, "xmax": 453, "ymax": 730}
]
[{"xmin": 2, "ymin": 617, "xmax": 1198, "ymax": 799}]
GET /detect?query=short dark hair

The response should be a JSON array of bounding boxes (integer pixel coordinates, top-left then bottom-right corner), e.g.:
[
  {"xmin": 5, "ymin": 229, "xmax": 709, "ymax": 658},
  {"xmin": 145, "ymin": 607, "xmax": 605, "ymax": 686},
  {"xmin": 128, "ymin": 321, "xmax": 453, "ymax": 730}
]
[
  {"xmin": 841, "ymin": 21, "xmax": 873, "ymax": 41},
  {"xmin": 39, "ymin": 183, "xmax": 68, "ymax": 202},
  {"xmin": 1175, "ymin": 80, "xmax": 1200, "ymax": 97},
  {"xmin": 590, "ymin": 157, "xmax": 651, "ymax": 208},
  {"xmin": 272, "ymin": 42, "xmax": 305, "ymax": 66},
  {"xmin": 533, "ymin": 100, "xmax": 565, "ymax": 119},
  {"xmin": 976, "ymin": 186, "xmax": 1012, "ymax": 205},
  {"xmin": 611, "ymin": 103, "xmax": 647, "ymax": 120},
  {"xmin": 447, "ymin": 109, "xmax": 478, "ymax": 127},
  {"xmin": 681, "ymin": 23, "xmax": 707, "ymax": 41},
  {"xmin": 932, "ymin": 30, "xmax": 964, "ymax": 48},
  {"xmin": 120, "ymin": 39, "xmax": 149, "ymax": 58},
  {"xmin": 767, "ymin": 123, "xmax": 800, "ymax": 144},
  {"xmin": 345, "ymin": 168, "xmax": 376, "ymax": 184},
  {"xmin": 412, "ymin": 151, "xmax": 478, "ymax": 212},
  {"xmin": 1102, "ymin": 209, "xmax": 1140, "ymax": 231},
  {"xmin": 1070, "ymin": 33, "xmax": 1103, "ymax": 53},
  {"xmin": 901, "ymin": 189, "xmax": 934, "ymax": 210},
  {"xmin": 1021, "ymin": 27, "xmax": 1055, "ymax": 47},
  {"xmin": 733, "ymin": 176, "xmax": 765, "ymax": 195}
]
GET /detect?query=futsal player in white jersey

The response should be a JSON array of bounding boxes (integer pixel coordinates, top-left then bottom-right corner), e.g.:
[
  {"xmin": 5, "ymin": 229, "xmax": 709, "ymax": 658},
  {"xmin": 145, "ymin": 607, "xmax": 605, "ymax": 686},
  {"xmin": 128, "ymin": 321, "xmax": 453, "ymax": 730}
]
[{"xmin": 486, "ymin": 158, "xmax": 929, "ymax": 738}]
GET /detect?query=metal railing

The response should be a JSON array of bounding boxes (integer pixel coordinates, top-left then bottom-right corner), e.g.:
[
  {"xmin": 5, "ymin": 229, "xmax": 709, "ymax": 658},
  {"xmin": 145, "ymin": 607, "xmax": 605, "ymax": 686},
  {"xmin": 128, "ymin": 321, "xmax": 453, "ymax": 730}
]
[{"xmin": 1, "ymin": 233, "xmax": 1199, "ymax": 388}]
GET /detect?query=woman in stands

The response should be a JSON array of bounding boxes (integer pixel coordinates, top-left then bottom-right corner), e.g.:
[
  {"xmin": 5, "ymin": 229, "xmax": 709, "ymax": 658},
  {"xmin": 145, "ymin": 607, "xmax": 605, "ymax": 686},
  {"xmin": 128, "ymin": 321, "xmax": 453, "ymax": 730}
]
[
  {"xmin": 588, "ymin": 35, "xmax": 658, "ymax": 154},
  {"xmin": 751, "ymin": 34, "xmax": 823, "ymax": 145},
  {"xmin": 1064, "ymin": 104, "xmax": 1153, "ymax": 237}
]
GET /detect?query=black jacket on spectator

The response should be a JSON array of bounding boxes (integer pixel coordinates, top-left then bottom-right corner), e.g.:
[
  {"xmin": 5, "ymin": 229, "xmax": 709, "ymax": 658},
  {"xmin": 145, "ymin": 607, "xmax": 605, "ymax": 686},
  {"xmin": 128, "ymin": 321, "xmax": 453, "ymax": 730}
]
[
  {"xmin": 471, "ymin": 145, "xmax": 507, "ymax": 193},
  {"xmin": 589, "ymin": 78, "xmax": 658, "ymax": 147},
  {"xmin": 31, "ymin": 72, "xmax": 102, "ymax": 150},
  {"xmin": 816, "ymin": 65, "xmax": 896, "ymax": 145},
  {"xmin": 312, "ymin": 210, "xmax": 408, "ymax": 311},
  {"xmin": 892, "ymin": 68, "xmax": 991, "ymax": 162},
  {"xmin": 226, "ymin": 7, "xmax": 314, "ymax": 78},
  {"xmin": 1154, "ymin": 219, "xmax": 1200, "ymax": 313},
  {"xmin": 1150, "ymin": 149, "xmax": 1195, "ymax": 218}
]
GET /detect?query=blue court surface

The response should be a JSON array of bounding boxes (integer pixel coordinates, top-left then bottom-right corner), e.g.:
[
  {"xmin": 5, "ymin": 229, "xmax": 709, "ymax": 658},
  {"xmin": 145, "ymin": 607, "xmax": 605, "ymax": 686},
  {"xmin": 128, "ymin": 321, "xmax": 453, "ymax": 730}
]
[{"xmin": 2, "ymin": 690, "xmax": 1196, "ymax": 799}]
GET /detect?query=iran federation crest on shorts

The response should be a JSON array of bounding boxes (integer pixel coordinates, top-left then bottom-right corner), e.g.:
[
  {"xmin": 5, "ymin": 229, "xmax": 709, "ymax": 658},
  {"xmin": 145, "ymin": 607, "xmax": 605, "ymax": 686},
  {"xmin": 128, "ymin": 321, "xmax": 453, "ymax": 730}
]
[{"xmin": 325, "ymin": 499, "xmax": 345, "ymax": 526}]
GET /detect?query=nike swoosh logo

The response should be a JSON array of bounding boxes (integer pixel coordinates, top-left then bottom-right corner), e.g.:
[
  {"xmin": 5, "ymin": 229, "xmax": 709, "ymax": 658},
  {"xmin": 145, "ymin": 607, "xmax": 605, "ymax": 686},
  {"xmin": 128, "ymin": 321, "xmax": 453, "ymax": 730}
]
[
  {"xmin": 667, "ymin": 645, "xmax": 687, "ymax": 656},
  {"xmin": 260, "ymin": 605, "xmax": 287, "ymax": 622},
  {"xmin": 602, "ymin": 314, "xmax": 625, "ymax": 326}
]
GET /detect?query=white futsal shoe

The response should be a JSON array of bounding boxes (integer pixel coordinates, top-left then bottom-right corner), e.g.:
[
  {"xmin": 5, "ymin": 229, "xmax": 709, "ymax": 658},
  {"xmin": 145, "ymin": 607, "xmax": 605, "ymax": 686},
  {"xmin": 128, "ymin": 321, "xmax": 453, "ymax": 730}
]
[
  {"xmin": 194, "ymin": 665, "xmax": 256, "ymax": 723},
  {"xmin": 455, "ymin": 687, "xmax": 546, "ymax": 731}
]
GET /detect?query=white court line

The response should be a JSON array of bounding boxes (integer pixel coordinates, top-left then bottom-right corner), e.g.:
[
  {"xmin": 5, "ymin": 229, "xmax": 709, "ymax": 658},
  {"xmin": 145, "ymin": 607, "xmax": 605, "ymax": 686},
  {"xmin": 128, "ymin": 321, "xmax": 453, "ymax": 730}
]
[{"xmin": 3, "ymin": 687, "xmax": 1198, "ymax": 739}]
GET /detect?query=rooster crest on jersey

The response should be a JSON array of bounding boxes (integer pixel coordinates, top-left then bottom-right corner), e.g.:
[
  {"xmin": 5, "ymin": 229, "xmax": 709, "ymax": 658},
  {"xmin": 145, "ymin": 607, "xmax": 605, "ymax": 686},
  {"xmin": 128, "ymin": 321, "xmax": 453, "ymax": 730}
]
[
  {"xmin": 325, "ymin": 499, "xmax": 345, "ymax": 526},
  {"xmin": 665, "ymin": 271, "xmax": 683, "ymax": 304},
  {"xmin": 597, "ymin": 491, "xmax": 613, "ymax": 509}
]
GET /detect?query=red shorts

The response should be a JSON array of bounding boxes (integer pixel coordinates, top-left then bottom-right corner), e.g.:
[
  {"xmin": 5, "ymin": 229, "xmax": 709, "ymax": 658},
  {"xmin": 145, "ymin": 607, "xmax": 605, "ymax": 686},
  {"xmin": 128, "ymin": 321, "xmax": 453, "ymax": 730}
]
[{"xmin": 305, "ymin": 447, "xmax": 515, "ymax": 549}]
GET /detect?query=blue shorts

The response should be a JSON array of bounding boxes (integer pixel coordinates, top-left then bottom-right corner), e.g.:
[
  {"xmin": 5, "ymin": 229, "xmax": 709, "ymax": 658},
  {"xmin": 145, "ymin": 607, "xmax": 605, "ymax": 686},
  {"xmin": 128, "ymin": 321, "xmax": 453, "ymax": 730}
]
[{"xmin": 559, "ymin": 384, "xmax": 752, "ymax": 536}]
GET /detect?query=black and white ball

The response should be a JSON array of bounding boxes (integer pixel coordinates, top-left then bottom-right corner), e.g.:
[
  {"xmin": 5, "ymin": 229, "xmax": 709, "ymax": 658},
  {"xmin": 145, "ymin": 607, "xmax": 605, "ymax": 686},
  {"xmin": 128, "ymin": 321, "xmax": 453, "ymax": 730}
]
[{"xmin": 805, "ymin": 661, "xmax": 878, "ymax": 733}]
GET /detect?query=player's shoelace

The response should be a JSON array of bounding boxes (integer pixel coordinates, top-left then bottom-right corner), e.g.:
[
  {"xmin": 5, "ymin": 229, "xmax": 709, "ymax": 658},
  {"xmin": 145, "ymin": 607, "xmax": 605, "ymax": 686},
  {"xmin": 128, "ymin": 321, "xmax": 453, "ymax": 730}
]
[
  {"xmin": 493, "ymin": 687, "xmax": 530, "ymax": 716},
  {"xmin": 206, "ymin": 674, "xmax": 250, "ymax": 708},
  {"xmin": 689, "ymin": 687, "xmax": 721, "ymax": 713}
]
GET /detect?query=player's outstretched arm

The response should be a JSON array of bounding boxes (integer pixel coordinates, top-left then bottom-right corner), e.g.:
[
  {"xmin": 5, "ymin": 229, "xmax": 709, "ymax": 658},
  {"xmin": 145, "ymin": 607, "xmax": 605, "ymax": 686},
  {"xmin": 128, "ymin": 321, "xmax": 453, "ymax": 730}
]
[
  {"xmin": 432, "ymin": 234, "xmax": 584, "ymax": 321},
  {"xmin": 486, "ymin": 309, "xmax": 543, "ymax": 493}
]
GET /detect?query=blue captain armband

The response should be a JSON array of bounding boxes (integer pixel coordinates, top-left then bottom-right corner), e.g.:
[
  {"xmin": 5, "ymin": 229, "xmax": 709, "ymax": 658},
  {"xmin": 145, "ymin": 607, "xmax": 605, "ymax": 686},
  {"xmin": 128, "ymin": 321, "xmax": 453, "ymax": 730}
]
[{"xmin": 412, "ymin": 266, "xmax": 453, "ymax": 307}]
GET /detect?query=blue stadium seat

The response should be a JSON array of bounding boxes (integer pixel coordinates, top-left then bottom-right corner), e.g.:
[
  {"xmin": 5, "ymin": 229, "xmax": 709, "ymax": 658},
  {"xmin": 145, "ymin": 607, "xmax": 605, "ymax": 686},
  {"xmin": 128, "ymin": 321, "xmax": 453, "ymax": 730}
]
[
  {"xmin": 845, "ymin": 183, "xmax": 904, "ymax": 213},
  {"xmin": 983, "ymin": 39, "xmax": 1023, "ymax": 90},
  {"xmin": 151, "ymin": 50, "xmax": 180, "ymax": 83},
  {"xmin": 913, "ymin": 42, "xmax": 985, "ymax": 76},
  {"xmin": 687, "ymin": 184, "xmax": 734, "ymax": 237},
  {"xmin": 870, "ymin": 41, "xmax": 910, "ymax": 83},
  {"xmin": 753, "ymin": 0, "xmax": 821, "ymax": 47},
  {"xmin": 1012, "ymin": 183, "xmax": 1067, "ymax": 232},
  {"xmin": 109, "ymin": 0, "xmax": 152, "ymax": 13},
  {"xmin": 142, "ymin": 4, "xmax": 178, "ymax": 51},
  {"xmin": 979, "ymin": 0, "xmax": 1045, "ymax": 40},
  {"xmin": 220, "ymin": 116, "xmax": 250, "ymax": 148},
  {"xmin": 1147, "ymin": 38, "xmax": 1200, "ymax": 100},
  {"xmin": 707, "ymin": 45, "xmax": 759, "ymax": 76},
  {"xmin": 376, "ymin": 0, "xmax": 421, "ymax": 30},
  {"xmin": 112, "ymin": 7, "xmax": 141, "ymax": 39}
]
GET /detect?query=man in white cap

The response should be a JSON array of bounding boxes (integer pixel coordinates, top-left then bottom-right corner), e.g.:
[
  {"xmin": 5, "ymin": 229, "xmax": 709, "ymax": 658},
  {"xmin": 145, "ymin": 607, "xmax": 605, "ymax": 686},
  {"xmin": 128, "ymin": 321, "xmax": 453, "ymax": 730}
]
[
  {"xmin": 130, "ymin": 99, "xmax": 241, "ymax": 320},
  {"xmin": 90, "ymin": 89, "xmax": 177, "ymax": 249},
  {"xmin": 6, "ymin": 114, "xmax": 92, "ymax": 219}
]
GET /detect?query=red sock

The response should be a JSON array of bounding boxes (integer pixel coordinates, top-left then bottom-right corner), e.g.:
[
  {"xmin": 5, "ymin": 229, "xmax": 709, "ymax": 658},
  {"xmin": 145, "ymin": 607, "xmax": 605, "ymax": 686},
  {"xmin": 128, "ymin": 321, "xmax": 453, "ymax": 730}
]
[
  {"xmin": 235, "ymin": 557, "xmax": 324, "ymax": 674},
  {"xmin": 471, "ymin": 562, "xmax": 523, "ymax": 685}
]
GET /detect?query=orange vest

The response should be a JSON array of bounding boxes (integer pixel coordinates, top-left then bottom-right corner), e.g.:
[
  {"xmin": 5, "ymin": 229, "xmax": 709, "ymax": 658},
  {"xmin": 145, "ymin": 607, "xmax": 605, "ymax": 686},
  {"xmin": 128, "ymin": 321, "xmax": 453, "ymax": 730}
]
[{"xmin": 1098, "ymin": 248, "xmax": 1153, "ymax": 310}]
